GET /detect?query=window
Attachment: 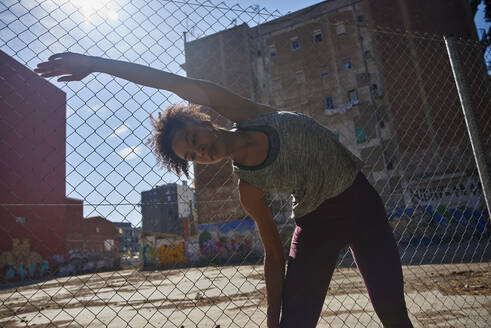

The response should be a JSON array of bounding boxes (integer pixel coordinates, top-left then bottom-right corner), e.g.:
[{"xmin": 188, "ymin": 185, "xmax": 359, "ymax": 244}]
[
  {"xmin": 167, "ymin": 195, "xmax": 172, "ymax": 202},
  {"xmin": 371, "ymin": 83, "xmax": 383, "ymax": 97},
  {"xmin": 343, "ymin": 59, "xmax": 352, "ymax": 71},
  {"xmin": 16, "ymin": 217, "xmax": 26, "ymax": 223},
  {"xmin": 319, "ymin": 65, "xmax": 329, "ymax": 78},
  {"xmin": 336, "ymin": 22, "xmax": 346, "ymax": 35},
  {"xmin": 325, "ymin": 97, "xmax": 334, "ymax": 110},
  {"xmin": 355, "ymin": 126, "xmax": 367, "ymax": 144},
  {"xmin": 348, "ymin": 90, "xmax": 359, "ymax": 105},
  {"xmin": 104, "ymin": 239, "xmax": 114, "ymax": 252},
  {"xmin": 119, "ymin": 228, "xmax": 123, "ymax": 234},
  {"xmin": 295, "ymin": 71, "xmax": 306, "ymax": 84},
  {"xmin": 96, "ymin": 227, "xmax": 100, "ymax": 233},
  {"xmin": 269, "ymin": 45, "xmax": 277, "ymax": 58},
  {"xmin": 271, "ymin": 78, "xmax": 282, "ymax": 91},
  {"xmin": 290, "ymin": 36, "xmax": 300, "ymax": 51},
  {"xmin": 313, "ymin": 29, "xmax": 323, "ymax": 43}
]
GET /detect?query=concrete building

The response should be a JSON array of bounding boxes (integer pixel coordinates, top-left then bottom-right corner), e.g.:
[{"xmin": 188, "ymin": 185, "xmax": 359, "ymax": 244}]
[
  {"xmin": 141, "ymin": 182, "xmax": 195, "ymax": 235},
  {"xmin": 183, "ymin": 0, "xmax": 489, "ymax": 223},
  {"xmin": 113, "ymin": 222, "xmax": 139, "ymax": 253}
]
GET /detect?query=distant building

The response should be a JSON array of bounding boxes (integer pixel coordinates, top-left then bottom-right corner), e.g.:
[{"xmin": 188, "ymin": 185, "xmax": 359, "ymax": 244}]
[
  {"xmin": 183, "ymin": 0, "xmax": 489, "ymax": 223},
  {"xmin": 141, "ymin": 182, "xmax": 195, "ymax": 235},
  {"xmin": 113, "ymin": 222, "xmax": 139, "ymax": 253}
]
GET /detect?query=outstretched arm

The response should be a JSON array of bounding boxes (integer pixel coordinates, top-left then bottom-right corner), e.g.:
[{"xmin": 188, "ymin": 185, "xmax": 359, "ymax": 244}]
[
  {"xmin": 239, "ymin": 179, "xmax": 285, "ymax": 328},
  {"xmin": 35, "ymin": 52, "xmax": 275, "ymax": 123}
]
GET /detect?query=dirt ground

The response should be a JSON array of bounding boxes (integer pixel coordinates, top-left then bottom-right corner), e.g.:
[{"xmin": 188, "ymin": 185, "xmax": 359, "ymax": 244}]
[{"xmin": 0, "ymin": 262, "xmax": 490, "ymax": 327}]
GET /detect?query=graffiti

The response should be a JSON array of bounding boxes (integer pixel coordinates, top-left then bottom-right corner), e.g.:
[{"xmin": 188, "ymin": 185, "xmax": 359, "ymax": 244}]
[
  {"xmin": 406, "ymin": 178, "xmax": 482, "ymax": 208},
  {"xmin": 138, "ymin": 218, "xmax": 261, "ymax": 268},
  {"xmin": 199, "ymin": 235, "xmax": 251, "ymax": 261},
  {"xmin": 51, "ymin": 254, "xmax": 65, "ymax": 264},
  {"xmin": 140, "ymin": 241, "xmax": 187, "ymax": 267},
  {"xmin": 157, "ymin": 242, "xmax": 186, "ymax": 266},
  {"xmin": 57, "ymin": 249, "xmax": 117, "ymax": 276},
  {"xmin": 0, "ymin": 239, "xmax": 49, "ymax": 281},
  {"xmin": 388, "ymin": 206, "xmax": 489, "ymax": 245},
  {"xmin": 197, "ymin": 218, "xmax": 259, "ymax": 263},
  {"xmin": 186, "ymin": 241, "xmax": 200, "ymax": 263}
]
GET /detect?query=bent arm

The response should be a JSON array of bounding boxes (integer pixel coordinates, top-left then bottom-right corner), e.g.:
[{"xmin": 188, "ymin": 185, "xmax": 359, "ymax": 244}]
[
  {"xmin": 239, "ymin": 179, "xmax": 285, "ymax": 328},
  {"xmin": 35, "ymin": 52, "xmax": 275, "ymax": 122}
]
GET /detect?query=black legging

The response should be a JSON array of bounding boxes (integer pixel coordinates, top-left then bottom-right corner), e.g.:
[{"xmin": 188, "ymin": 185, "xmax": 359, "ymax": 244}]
[{"xmin": 280, "ymin": 173, "xmax": 413, "ymax": 328}]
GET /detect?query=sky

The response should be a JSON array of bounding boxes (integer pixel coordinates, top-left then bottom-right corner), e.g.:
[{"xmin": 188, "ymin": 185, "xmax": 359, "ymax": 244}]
[{"xmin": 1, "ymin": 0, "xmax": 489, "ymax": 228}]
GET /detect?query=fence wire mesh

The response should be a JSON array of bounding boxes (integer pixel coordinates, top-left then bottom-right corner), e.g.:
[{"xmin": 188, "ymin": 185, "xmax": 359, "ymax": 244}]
[{"xmin": 1, "ymin": 0, "xmax": 490, "ymax": 327}]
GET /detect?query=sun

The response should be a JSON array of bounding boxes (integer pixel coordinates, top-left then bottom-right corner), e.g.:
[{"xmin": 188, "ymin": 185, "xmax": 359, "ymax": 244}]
[{"xmin": 72, "ymin": 0, "xmax": 119, "ymax": 21}]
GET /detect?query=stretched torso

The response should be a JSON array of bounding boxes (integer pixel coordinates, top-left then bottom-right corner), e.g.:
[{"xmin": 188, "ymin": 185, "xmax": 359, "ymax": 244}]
[{"xmin": 233, "ymin": 111, "xmax": 364, "ymax": 218}]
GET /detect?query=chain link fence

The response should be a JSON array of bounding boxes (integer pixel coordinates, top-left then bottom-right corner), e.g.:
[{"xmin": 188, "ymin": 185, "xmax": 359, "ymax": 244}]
[{"xmin": 1, "ymin": 0, "xmax": 490, "ymax": 327}]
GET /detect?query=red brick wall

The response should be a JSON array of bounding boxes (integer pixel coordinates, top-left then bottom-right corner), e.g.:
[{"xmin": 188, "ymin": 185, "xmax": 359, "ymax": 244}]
[{"xmin": 0, "ymin": 50, "xmax": 68, "ymax": 259}]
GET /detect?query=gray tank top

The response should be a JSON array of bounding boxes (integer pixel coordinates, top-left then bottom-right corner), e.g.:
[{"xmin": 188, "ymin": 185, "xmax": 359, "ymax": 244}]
[{"xmin": 232, "ymin": 111, "xmax": 364, "ymax": 219}]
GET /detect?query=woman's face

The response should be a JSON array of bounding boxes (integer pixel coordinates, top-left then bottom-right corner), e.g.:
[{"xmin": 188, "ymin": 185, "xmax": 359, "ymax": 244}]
[{"xmin": 171, "ymin": 121, "xmax": 226, "ymax": 164}]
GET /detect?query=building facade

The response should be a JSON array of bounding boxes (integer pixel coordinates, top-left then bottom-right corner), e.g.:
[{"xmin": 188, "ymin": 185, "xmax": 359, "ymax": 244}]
[
  {"xmin": 183, "ymin": 0, "xmax": 489, "ymax": 224},
  {"xmin": 141, "ymin": 182, "xmax": 195, "ymax": 235}
]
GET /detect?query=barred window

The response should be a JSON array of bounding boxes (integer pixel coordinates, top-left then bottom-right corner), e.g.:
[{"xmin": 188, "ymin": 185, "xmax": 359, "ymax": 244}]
[
  {"xmin": 290, "ymin": 36, "xmax": 300, "ymax": 50},
  {"xmin": 343, "ymin": 59, "xmax": 352, "ymax": 71},
  {"xmin": 325, "ymin": 97, "xmax": 334, "ymax": 110},
  {"xmin": 336, "ymin": 21, "xmax": 346, "ymax": 35},
  {"xmin": 319, "ymin": 65, "xmax": 329, "ymax": 78},
  {"xmin": 348, "ymin": 89, "xmax": 359, "ymax": 104},
  {"xmin": 313, "ymin": 29, "xmax": 323, "ymax": 43},
  {"xmin": 355, "ymin": 126, "xmax": 367, "ymax": 143}
]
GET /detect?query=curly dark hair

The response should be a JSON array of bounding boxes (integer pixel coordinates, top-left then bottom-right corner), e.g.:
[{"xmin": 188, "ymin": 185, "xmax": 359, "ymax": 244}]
[{"xmin": 148, "ymin": 103, "xmax": 211, "ymax": 178}]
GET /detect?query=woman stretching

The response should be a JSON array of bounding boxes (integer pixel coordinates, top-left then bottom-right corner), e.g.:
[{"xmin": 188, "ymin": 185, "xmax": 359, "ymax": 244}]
[{"xmin": 35, "ymin": 52, "xmax": 413, "ymax": 328}]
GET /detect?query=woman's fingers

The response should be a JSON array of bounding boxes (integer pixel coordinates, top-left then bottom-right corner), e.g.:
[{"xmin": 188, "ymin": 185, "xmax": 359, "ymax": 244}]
[
  {"xmin": 40, "ymin": 71, "xmax": 64, "ymax": 78},
  {"xmin": 35, "ymin": 60, "xmax": 62, "ymax": 73},
  {"xmin": 35, "ymin": 53, "xmax": 89, "ymax": 81},
  {"xmin": 48, "ymin": 52, "xmax": 72, "ymax": 61},
  {"xmin": 57, "ymin": 74, "xmax": 84, "ymax": 82}
]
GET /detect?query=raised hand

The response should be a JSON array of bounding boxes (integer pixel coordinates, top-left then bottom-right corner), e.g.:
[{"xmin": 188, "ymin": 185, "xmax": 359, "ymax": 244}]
[{"xmin": 34, "ymin": 52, "xmax": 94, "ymax": 82}]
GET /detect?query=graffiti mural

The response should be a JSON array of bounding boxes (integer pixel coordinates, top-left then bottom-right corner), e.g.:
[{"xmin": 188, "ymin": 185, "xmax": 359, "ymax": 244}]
[
  {"xmin": 139, "ymin": 218, "xmax": 262, "ymax": 268},
  {"xmin": 57, "ymin": 248, "xmax": 118, "ymax": 276},
  {"xmin": 139, "ymin": 235, "xmax": 188, "ymax": 268},
  {"xmin": 388, "ymin": 206, "xmax": 489, "ymax": 245},
  {"xmin": 156, "ymin": 242, "xmax": 186, "ymax": 266},
  {"xmin": 197, "ymin": 218, "xmax": 261, "ymax": 264},
  {"xmin": 404, "ymin": 177, "xmax": 483, "ymax": 208},
  {"xmin": 0, "ymin": 239, "xmax": 49, "ymax": 281}
]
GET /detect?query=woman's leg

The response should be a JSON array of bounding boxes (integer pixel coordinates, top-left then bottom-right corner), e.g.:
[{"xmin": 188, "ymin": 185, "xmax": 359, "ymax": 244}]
[
  {"xmin": 280, "ymin": 203, "xmax": 352, "ymax": 328},
  {"xmin": 349, "ymin": 177, "xmax": 413, "ymax": 327}
]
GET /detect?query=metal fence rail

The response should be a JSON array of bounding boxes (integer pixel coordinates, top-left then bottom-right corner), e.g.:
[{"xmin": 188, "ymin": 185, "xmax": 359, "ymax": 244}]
[{"xmin": 1, "ymin": 0, "xmax": 490, "ymax": 327}]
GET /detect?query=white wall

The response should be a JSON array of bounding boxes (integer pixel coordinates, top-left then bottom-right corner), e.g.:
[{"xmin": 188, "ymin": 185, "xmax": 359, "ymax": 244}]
[{"xmin": 176, "ymin": 183, "xmax": 194, "ymax": 218}]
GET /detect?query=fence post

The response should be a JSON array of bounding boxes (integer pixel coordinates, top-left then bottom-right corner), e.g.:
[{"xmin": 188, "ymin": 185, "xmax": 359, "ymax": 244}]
[{"xmin": 444, "ymin": 35, "xmax": 491, "ymax": 217}]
